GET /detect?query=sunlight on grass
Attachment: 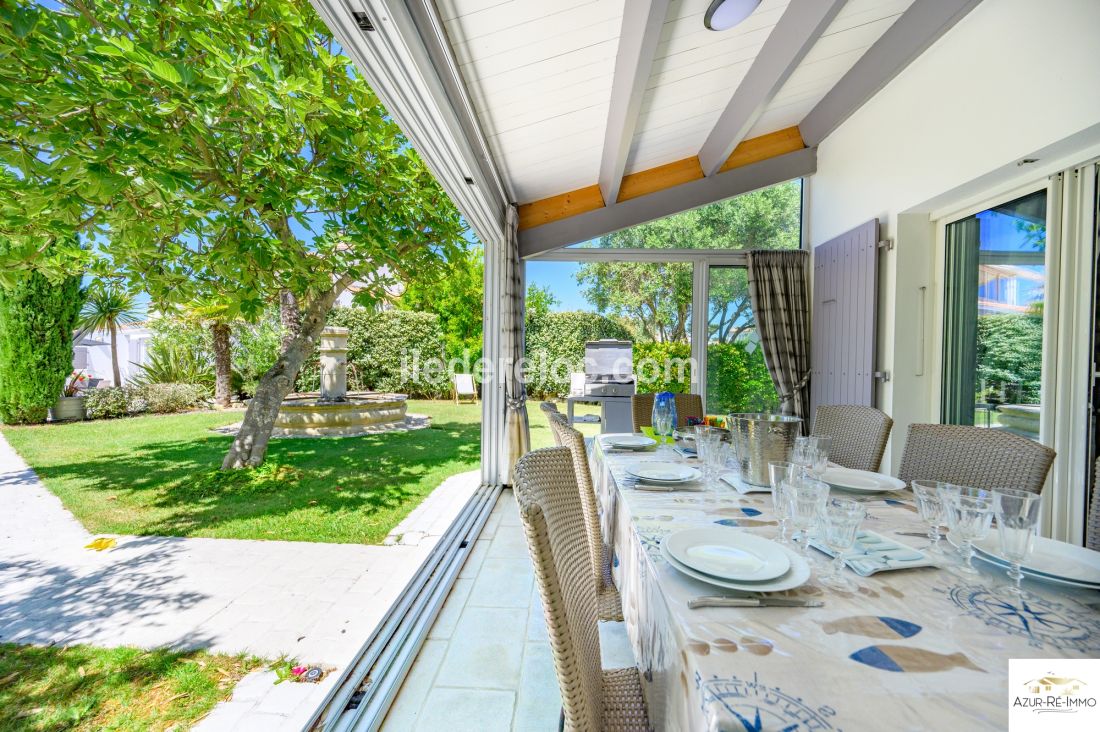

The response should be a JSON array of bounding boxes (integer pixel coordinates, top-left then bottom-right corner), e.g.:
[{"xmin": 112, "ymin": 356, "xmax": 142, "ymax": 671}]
[{"xmin": 0, "ymin": 643, "xmax": 265, "ymax": 732}]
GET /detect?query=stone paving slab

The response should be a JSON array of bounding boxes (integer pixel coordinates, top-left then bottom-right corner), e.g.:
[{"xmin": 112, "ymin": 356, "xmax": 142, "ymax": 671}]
[{"xmin": 0, "ymin": 433, "xmax": 480, "ymax": 730}]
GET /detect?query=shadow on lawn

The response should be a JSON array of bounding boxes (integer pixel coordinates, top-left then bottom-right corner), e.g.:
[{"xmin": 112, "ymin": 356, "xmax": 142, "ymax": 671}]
[{"xmin": 31, "ymin": 420, "xmax": 481, "ymax": 540}]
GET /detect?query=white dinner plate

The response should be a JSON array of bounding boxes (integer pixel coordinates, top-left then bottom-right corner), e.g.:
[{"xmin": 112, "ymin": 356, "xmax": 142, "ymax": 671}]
[
  {"xmin": 665, "ymin": 528, "xmax": 790, "ymax": 581},
  {"xmin": 627, "ymin": 462, "xmax": 701, "ymax": 484},
  {"xmin": 821, "ymin": 467, "xmax": 906, "ymax": 493},
  {"xmin": 972, "ymin": 535, "xmax": 1100, "ymax": 587},
  {"xmin": 661, "ymin": 540, "xmax": 810, "ymax": 593},
  {"xmin": 605, "ymin": 435, "xmax": 657, "ymax": 450}
]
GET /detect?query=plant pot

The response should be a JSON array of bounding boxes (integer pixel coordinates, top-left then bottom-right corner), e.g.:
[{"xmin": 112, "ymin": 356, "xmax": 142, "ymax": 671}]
[{"xmin": 51, "ymin": 395, "xmax": 87, "ymax": 422}]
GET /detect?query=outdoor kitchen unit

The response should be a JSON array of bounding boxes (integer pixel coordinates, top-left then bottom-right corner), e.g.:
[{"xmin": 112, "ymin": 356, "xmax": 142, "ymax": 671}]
[{"xmin": 567, "ymin": 339, "xmax": 636, "ymax": 433}]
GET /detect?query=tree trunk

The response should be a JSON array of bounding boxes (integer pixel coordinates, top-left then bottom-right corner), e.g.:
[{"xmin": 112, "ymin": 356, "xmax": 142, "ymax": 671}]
[
  {"xmin": 109, "ymin": 321, "xmax": 121, "ymax": 386},
  {"xmin": 211, "ymin": 321, "xmax": 232, "ymax": 409},
  {"xmin": 279, "ymin": 289, "xmax": 301, "ymax": 351},
  {"xmin": 222, "ymin": 278, "xmax": 350, "ymax": 469}
]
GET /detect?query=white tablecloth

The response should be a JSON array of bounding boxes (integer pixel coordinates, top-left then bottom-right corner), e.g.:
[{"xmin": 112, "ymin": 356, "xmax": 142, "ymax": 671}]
[{"xmin": 590, "ymin": 435, "xmax": 1100, "ymax": 731}]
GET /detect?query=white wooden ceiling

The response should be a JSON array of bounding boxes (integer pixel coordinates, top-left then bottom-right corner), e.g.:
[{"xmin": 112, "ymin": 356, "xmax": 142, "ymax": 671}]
[{"xmin": 436, "ymin": 0, "xmax": 914, "ymax": 203}]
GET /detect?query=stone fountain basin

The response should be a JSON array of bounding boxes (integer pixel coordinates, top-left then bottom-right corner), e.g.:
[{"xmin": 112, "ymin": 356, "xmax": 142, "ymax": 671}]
[{"xmin": 273, "ymin": 392, "xmax": 409, "ymax": 437}]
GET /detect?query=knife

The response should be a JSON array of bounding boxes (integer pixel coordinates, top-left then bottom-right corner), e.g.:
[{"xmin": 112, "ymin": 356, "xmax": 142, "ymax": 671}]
[{"xmin": 688, "ymin": 596, "xmax": 824, "ymax": 609}]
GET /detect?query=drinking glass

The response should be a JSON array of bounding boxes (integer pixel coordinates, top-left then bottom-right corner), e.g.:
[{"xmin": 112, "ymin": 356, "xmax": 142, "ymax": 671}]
[
  {"xmin": 786, "ymin": 476, "xmax": 829, "ymax": 561},
  {"xmin": 694, "ymin": 425, "xmax": 726, "ymax": 488},
  {"xmin": 818, "ymin": 497, "xmax": 865, "ymax": 592},
  {"xmin": 652, "ymin": 394, "xmax": 676, "ymax": 456},
  {"xmin": 793, "ymin": 437, "xmax": 828, "ymax": 479},
  {"xmin": 993, "ymin": 488, "xmax": 1042, "ymax": 597},
  {"xmin": 768, "ymin": 460, "xmax": 797, "ymax": 544},
  {"xmin": 911, "ymin": 479, "xmax": 947, "ymax": 554},
  {"xmin": 940, "ymin": 485, "xmax": 993, "ymax": 575}
]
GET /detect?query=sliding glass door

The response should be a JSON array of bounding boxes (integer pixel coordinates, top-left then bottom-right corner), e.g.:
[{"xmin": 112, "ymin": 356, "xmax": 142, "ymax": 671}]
[
  {"xmin": 705, "ymin": 266, "xmax": 778, "ymax": 414},
  {"xmin": 941, "ymin": 190, "xmax": 1047, "ymax": 439}
]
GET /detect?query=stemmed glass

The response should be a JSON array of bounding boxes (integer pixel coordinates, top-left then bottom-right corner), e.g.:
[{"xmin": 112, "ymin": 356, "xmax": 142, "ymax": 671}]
[
  {"xmin": 911, "ymin": 480, "xmax": 948, "ymax": 555},
  {"xmin": 993, "ymin": 488, "xmax": 1042, "ymax": 598},
  {"xmin": 818, "ymin": 497, "xmax": 865, "ymax": 592},
  {"xmin": 939, "ymin": 485, "xmax": 993, "ymax": 575},
  {"xmin": 694, "ymin": 425, "xmax": 726, "ymax": 488},
  {"xmin": 793, "ymin": 436, "xmax": 829, "ymax": 479},
  {"xmin": 767, "ymin": 460, "xmax": 797, "ymax": 544},
  {"xmin": 786, "ymin": 475, "xmax": 829, "ymax": 562}
]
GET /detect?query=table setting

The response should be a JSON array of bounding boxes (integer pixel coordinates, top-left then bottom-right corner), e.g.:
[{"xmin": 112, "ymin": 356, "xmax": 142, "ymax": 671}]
[{"xmin": 590, "ymin": 419, "xmax": 1100, "ymax": 731}]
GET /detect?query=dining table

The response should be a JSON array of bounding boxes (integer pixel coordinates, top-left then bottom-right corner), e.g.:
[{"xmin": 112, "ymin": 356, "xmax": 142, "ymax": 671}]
[{"xmin": 589, "ymin": 433, "xmax": 1100, "ymax": 731}]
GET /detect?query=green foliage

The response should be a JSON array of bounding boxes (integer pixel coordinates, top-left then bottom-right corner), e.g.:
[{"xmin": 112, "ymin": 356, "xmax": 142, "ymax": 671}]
[
  {"xmin": 84, "ymin": 386, "xmax": 137, "ymax": 419},
  {"xmin": 136, "ymin": 334, "xmax": 215, "ymax": 395},
  {"xmin": 0, "ymin": 0, "xmax": 464, "ymax": 319},
  {"xmin": 296, "ymin": 307, "xmax": 449, "ymax": 397},
  {"xmin": 632, "ymin": 341, "xmax": 692, "ymax": 393},
  {"xmin": 233, "ymin": 314, "xmax": 283, "ymax": 397},
  {"xmin": 85, "ymin": 383, "xmax": 204, "ymax": 418},
  {"xmin": 706, "ymin": 342, "xmax": 778, "ymax": 414},
  {"xmin": 525, "ymin": 310, "xmax": 633, "ymax": 397},
  {"xmin": 525, "ymin": 284, "xmax": 558, "ymax": 322},
  {"xmin": 976, "ymin": 313, "xmax": 1043, "ymax": 404},
  {"xmin": 78, "ymin": 284, "xmax": 142, "ymax": 337},
  {"xmin": 139, "ymin": 383, "xmax": 207, "ymax": 414},
  {"xmin": 0, "ymin": 270, "xmax": 83, "ymax": 424},
  {"xmin": 399, "ymin": 245, "xmax": 484, "ymax": 364}
]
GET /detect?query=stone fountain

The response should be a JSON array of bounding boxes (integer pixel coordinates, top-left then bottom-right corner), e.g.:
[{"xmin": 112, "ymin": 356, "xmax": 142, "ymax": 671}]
[{"xmin": 269, "ymin": 326, "xmax": 422, "ymax": 437}]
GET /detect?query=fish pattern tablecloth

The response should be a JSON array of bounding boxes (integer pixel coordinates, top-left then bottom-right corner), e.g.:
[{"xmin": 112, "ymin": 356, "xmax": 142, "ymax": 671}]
[{"xmin": 589, "ymin": 435, "xmax": 1100, "ymax": 731}]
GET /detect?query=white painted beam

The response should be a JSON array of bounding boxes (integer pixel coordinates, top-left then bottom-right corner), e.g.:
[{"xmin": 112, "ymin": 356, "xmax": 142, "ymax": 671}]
[
  {"xmin": 799, "ymin": 0, "xmax": 983, "ymax": 147},
  {"xmin": 598, "ymin": 0, "xmax": 672, "ymax": 206},
  {"xmin": 697, "ymin": 0, "xmax": 846, "ymax": 177}
]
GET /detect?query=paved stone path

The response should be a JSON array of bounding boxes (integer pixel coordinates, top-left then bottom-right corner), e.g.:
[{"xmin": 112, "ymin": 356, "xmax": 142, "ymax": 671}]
[{"xmin": 0, "ymin": 433, "xmax": 479, "ymax": 730}]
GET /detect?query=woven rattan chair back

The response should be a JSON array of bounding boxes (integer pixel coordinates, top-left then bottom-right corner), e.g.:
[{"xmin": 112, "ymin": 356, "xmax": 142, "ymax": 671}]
[
  {"xmin": 513, "ymin": 448, "xmax": 605, "ymax": 730},
  {"xmin": 540, "ymin": 401, "xmax": 566, "ymax": 446},
  {"xmin": 631, "ymin": 393, "xmax": 704, "ymax": 432},
  {"xmin": 811, "ymin": 405, "xmax": 893, "ymax": 472},
  {"xmin": 1088, "ymin": 458, "xmax": 1100, "ymax": 551},
  {"xmin": 548, "ymin": 418, "xmax": 607, "ymax": 594},
  {"xmin": 897, "ymin": 423, "xmax": 1055, "ymax": 494}
]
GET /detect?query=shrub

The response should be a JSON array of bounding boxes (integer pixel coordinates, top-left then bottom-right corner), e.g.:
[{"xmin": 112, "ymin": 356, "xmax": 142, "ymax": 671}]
[
  {"xmin": 234, "ymin": 314, "xmax": 281, "ymax": 397},
  {"xmin": 296, "ymin": 307, "xmax": 450, "ymax": 397},
  {"xmin": 84, "ymin": 387, "xmax": 136, "ymax": 419},
  {"xmin": 706, "ymin": 342, "xmax": 778, "ymax": 415},
  {"xmin": 0, "ymin": 271, "xmax": 84, "ymax": 424},
  {"xmin": 525, "ymin": 310, "xmax": 633, "ymax": 398},
  {"xmin": 135, "ymin": 335, "xmax": 215, "ymax": 395},
  {"xmin": 633, "ymin": 341, "xmax": 692, "ymax": 394},
  {"xmin": 139, "ymin": 383, "xmax": 207, "ymax": 414}
]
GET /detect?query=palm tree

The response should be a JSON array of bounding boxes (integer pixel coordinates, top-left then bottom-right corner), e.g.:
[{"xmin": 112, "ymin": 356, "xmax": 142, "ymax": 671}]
[{"xmin": 79, "ymin": 286, "xmax": 142, "ymax": 386}]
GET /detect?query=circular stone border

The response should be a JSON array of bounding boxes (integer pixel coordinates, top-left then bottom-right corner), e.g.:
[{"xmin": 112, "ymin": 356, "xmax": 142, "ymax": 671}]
[{"xmin": 212, "ymin": 413, "xmax": 432, "ymax": 439}]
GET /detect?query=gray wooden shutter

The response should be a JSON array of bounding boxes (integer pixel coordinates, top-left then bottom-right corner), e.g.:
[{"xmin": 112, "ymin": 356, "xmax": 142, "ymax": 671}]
[{"xmin": 811, "ymin": 219, "xmax": 880, "ymax": 415}]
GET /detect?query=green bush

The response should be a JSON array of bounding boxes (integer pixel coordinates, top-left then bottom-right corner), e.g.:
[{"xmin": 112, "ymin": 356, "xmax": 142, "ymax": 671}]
[
  {"xmin": 976, "ymin": 313, "xmax": 1042, "ymax": 404},
  {"xmin": 234, "ymin": 314, "xmax": 281, "ymax": 397},
  {"xmin": 0, "ymin": 271, "xmax": 84, "ymax": 424},
  {"xmin": 706, "ymin": 341, "xmax": 778, "ymax": 415},
  {"xmin": 633, "ymin": 341, "xmax": 692, "ymax": 394},
  {"xmin": 135, "ymin": 335, "xmax": 215, "ymax": 395},
  {"xmin": 525, "ymin": 310, "xmax": 633, "ymax": 398},
  {"xmin": 84, "ymin": 387, "xmax": 136, "ymax": 419},
  {"xmin": 296, "ymin": 307, "xmax": 450, "ymax": 397},
  {"xmin": 139, "ymin": 383, "xmax": 207, "ymax": 414}
]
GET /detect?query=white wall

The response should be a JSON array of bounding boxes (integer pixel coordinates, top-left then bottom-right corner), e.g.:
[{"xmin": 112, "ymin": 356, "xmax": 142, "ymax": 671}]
[
  {"xmin": 807, "ymin": 0, "xmax": 1100, "ymax": 471},
  {"xmin": 78, "ymin": 327, "xmax": 152, "ymax": 386}
]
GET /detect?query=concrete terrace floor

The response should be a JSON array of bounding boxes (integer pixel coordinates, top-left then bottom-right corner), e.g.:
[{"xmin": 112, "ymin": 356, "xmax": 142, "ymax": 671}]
[
  {"xmin": 381, "ymin": 489, "xmax": 635, "ymax": 732},
  {"xmin": 0, "ymin": 433, "xmax": 479, "ymax": 731}
]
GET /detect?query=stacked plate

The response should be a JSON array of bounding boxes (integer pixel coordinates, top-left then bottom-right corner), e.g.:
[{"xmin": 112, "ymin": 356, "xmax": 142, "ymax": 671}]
[
  {"xmin": 604, "ymin": 435, "xmax": 657, "ymax": 450},
  {"xmin": 660, "ymin": 527, "xmax": 810, "ymax": 592},
  {"xmin": 972, "ymin": 535, "xmax": 1100, "ymax": 590},
  {"xmin": 626, "ymin": 462, "xmax": 702, "ymax": 488},
  {"xmin": 820, "ymin": 467, "xmax": 905, "ymax": 493}
]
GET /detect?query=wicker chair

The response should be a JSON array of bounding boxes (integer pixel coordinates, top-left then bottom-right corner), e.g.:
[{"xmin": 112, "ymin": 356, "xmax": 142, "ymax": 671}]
[
  {"xmin": 547, "ymin": 417, "xmax": 623, "ymax": 622},
  {"xmin": 540, "ymin": 401, "xmax": 565, "ymax": 446},
  {"xmin": 811, "ymin": 405, "xmax": 893, "ymax": 472},
  {"xmin": 631, "ymin": 392, "xmax": 704, "ymax": 432},
  {"xmin": 897, "ymin": 424, "xmax": 1055, "ymax": 494},
  {"xmin": 513, "ymin": 448, "xmax": 650, "ymax": 732},
  {"xmin": 1087, "ymin": 458, "xmax": 1100, "ymax": 551}
]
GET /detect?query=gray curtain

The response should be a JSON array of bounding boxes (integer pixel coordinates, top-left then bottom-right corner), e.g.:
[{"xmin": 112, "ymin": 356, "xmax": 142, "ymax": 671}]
[
  {"xmin": 941, "ymin": 217, "xmax": 980, "ymax": 425},
  {"xmin": 746, "ymin": 250, "xmax": 811, "ymax": 420},
  {"xmin": 502, "ymin": 204, "xmax": 530, "ymax": 484}
]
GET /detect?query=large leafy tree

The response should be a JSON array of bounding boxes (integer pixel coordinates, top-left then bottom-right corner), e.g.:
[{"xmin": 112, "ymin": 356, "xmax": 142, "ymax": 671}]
[
  {"xmin": 398, "ymin": 244, "xmax": 484, "ymax": 364},
  {"xmin": 577, "ymin": 181, "xmax": 802, "ymax": 342},
  {"xmin": 0, "ymin": 0, "xmax": 465, "ymax": 467}
]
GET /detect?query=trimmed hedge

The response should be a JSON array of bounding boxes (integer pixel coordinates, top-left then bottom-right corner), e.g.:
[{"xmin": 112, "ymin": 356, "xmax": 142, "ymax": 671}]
[
  {"xmin": 705, "ymin": 341, "xmax": 778, "ymax": 414},
  {"xmin": 0, "ymin": 271, "xmax": 84, "ymax": 424},
  {"xmin": 84, "ymin": 383, "xmax": 206, "ymax": 419},
  {"xmin": 525, "ymin": 311, "xmax": 633, "ymax": 397},
  {"xmin": 296, "ymin": 308, "xmax": 450, "ymax": 398}
]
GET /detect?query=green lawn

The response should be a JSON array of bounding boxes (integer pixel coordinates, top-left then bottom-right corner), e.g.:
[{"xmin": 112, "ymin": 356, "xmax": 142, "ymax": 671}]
[
  {"xmin": 0, "ymin": 643, "xmax": 265, "ymax": 732},
  {"xmin": 0, "ymin": 398, "xmax": 592, "ymax": 544}
]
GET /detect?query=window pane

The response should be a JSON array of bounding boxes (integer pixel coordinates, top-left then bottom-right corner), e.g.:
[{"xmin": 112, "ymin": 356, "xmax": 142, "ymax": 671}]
[
  {"xmin": 566, "ymin": 179, "xmax": 803, "ymax": 249},
  {"xmin": 706, "ymin": 267, "xmax": 779, "ymax": 415},
  {"xmin": 942, "ymin": 190, "xmax": 1046, "ymax": 438}
]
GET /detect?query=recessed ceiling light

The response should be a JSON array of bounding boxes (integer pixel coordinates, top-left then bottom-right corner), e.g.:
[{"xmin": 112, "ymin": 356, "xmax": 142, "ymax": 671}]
[{"xmin": 704, "ymin": 0, "xmax": 763, "ymax": 31}]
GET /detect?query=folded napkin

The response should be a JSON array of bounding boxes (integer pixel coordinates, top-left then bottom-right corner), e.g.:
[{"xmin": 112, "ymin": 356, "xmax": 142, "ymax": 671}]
[
  {"xmin": 673, "ymin": 445, "xmax": 697, "ymax": 458},
  {"xmin": 811, "ymin": 530, "xmax": 936, "ymax": 576},
  {"xmin": 718, "ymin": 472, "xmax": 770, "ymax": 494}
]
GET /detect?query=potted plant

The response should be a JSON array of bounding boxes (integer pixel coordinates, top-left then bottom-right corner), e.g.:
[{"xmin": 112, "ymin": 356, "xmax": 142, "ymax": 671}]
[{"xmin": 52, "ymin": 371, "xmax": 89, "ymax": 421}]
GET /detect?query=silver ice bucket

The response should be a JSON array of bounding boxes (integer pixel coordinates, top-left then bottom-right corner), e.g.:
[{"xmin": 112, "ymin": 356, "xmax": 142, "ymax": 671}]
[{"xmin": 727, "ymin": 413, "xmax": 803, "ymax": 487}]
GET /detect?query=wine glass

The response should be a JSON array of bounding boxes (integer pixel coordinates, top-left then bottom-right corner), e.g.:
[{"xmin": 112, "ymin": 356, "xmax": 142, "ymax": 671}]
[
  {"xmin": 786, "ymin": 476, "xmax": 829, "ymax": 562},
  {"xmin": 793, "ymin": 437, "xmax": 828, "ymax": 479},
  {"xmin": 818, "ymin": 497, "xmax": 865, "ymax": 592},
  {"xmin": 911, "ymin": 480, "xmax": 947, "ymax": 554},
  {"xmin": 940, "ymin": 486, "xmax": 993, "ymax": 575},
  {"xmin": 993, "ymin": 488, "xmax": 1042, "ymax": 598},
  {"xmin": 768, "ymin": 460, "xmax": 796, "ymax": 544}
]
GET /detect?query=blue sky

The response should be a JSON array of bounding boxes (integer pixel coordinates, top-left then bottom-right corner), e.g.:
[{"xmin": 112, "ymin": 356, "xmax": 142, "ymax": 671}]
[{"xmin": 526, "ymin": 261, "xmax": 589, "ymax": 312}]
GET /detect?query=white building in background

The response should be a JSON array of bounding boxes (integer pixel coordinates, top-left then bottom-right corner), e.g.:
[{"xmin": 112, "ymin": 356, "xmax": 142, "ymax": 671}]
[{"xmin": 72, "ymin": 322, "xmax": 154, "ymax": 387}]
